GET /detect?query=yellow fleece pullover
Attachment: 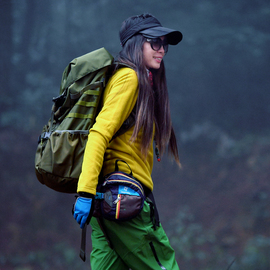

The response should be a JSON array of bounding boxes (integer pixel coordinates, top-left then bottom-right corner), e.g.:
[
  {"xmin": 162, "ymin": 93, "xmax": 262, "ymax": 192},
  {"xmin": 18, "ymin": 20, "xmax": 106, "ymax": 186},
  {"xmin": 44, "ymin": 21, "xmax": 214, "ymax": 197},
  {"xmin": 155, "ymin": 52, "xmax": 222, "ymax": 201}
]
[{"xmin": 77, "ymin": 67, "xmax": 154, "ymax": 195}]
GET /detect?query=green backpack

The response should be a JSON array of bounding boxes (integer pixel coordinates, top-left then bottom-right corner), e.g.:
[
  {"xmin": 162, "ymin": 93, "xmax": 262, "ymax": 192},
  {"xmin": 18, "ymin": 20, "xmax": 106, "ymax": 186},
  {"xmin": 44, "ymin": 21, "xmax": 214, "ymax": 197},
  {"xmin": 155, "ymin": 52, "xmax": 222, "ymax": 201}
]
[{"xmin": 35, "ymin": 47, "xmax": 134, "ymax": 193}]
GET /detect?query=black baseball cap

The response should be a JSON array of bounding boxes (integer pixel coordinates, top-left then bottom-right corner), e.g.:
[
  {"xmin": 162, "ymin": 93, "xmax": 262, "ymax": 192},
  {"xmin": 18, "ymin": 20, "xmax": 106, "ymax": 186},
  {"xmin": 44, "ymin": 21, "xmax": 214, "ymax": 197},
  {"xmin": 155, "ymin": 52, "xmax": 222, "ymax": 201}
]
[
  {"xmin": 120, "ymin": 15, "xmax": 183, "ymax": 46},
  {"xmin": 140, "ymin": 26, "xmax": 182, "ymax": 45}
]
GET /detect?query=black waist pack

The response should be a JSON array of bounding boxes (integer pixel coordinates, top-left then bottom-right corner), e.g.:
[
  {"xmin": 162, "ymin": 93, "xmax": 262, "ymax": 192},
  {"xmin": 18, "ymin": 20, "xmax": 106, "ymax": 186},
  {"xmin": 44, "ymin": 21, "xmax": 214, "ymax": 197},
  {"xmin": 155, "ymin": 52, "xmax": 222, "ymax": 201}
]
[{"xmin": 94, "ymin": 160, "xmax": 145, "ymax": 221}]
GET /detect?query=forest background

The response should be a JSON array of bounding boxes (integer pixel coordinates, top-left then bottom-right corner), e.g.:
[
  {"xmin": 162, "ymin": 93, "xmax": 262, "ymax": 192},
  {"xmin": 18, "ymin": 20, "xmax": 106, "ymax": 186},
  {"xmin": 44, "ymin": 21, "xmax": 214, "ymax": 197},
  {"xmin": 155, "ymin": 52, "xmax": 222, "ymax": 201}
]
[{"xmin": 0, "ymin": 0, "xmax": 270, "ymax": 269}]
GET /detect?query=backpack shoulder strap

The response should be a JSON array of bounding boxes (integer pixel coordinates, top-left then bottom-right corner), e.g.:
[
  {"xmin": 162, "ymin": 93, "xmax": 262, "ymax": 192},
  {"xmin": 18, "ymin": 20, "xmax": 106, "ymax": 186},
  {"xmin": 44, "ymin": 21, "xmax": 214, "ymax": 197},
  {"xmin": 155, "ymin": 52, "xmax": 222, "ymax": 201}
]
[
  {"xmin": 112, "ymin": 107, "xmax": 136, "ymax": 141},
  {"xmin": 109, "ymin": 62, "xmax": 137, "ymax": 140}
]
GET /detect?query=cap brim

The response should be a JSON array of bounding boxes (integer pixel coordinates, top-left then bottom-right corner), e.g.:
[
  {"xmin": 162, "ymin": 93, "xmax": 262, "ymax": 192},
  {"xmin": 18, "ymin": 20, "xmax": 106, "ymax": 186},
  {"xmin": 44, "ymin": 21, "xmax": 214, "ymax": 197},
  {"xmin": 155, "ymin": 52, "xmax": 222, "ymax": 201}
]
[{"xmin": 140, "ymin": 26, "xmax": 183, "ymax": 45}]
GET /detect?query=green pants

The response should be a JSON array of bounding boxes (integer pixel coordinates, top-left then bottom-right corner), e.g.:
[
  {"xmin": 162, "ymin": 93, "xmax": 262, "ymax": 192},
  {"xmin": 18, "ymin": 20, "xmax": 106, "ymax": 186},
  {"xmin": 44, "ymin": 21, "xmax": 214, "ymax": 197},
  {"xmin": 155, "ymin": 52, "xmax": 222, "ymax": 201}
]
[{"xmin": 90, "ymin": 199, "xmax": 180, "ymax": 270}]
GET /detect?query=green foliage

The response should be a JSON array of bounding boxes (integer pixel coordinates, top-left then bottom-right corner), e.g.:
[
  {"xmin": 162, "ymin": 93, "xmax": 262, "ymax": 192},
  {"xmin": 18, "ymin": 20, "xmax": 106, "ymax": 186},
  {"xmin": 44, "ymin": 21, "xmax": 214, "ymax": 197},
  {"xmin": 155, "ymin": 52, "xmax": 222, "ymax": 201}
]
[
  {"xmin": 167, "ymin": 206, "xmax": 231, "ymax": 269},
  {"xmin": 0, "ymin": 242, "xmax": 85, "ymax": 270},
  {"xmin": 167, "ymin": 206, "xmax": 270, "ymax": 270},
  {"xmin": 239, "ymin": 235, "xmax": 270, "ymax": 270}
]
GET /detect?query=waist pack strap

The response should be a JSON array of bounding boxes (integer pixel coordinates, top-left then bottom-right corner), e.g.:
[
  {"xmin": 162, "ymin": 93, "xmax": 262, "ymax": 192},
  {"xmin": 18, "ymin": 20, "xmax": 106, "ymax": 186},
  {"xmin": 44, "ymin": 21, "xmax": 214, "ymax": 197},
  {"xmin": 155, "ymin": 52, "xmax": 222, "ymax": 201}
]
[
  {"xmin": 79, "ymin": 217, "xmax": 113, "ymax": 262},
  {"xmin": 80, "ymin": 225, "xmax": 87, "ymax": 262},
  {"xmin": 97, "ymin": 217, "xmax": 114, "ymax": 249},
  {"xmin": 147, "ymin": 192, "xmax": 160, "ymax": 230}
]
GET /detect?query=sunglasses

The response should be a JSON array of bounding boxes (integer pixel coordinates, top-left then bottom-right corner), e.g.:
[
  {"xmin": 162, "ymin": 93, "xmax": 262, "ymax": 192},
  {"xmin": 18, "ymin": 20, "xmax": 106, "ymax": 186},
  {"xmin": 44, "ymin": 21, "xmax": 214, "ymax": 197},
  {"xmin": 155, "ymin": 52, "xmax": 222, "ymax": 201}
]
[{"xmin": 146, "ymin": 37, "xmax": 169, "ymax": 53}]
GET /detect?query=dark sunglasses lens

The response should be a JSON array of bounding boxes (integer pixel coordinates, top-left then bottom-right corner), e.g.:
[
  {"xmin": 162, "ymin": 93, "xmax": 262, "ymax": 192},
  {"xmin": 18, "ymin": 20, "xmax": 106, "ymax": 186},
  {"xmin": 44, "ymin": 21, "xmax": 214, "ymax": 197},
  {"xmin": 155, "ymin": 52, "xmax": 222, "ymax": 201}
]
[
  {"xmin": 151, "ymin": 38, "xmax": 168, "ymax": 53},
  {"xmin": 151, "ymin": 39, "xmax": 162, "ymax": 50}
]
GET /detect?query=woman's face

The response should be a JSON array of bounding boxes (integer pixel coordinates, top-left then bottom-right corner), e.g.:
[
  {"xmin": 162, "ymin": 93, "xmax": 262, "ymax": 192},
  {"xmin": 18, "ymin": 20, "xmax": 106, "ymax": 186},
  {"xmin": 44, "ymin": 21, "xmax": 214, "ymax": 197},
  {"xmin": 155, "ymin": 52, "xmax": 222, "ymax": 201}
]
[{"xmin": 142, "ymin": 36, "xmax": 166, "ymax": 70}]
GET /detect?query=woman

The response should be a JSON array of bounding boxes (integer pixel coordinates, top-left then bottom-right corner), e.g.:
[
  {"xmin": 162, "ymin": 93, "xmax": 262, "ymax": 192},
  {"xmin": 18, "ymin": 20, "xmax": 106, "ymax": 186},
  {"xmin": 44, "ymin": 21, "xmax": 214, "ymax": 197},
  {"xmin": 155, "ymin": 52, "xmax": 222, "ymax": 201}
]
[{"xmin": 74, "ymin": 13, "xmax": 183, "ymax": 269}]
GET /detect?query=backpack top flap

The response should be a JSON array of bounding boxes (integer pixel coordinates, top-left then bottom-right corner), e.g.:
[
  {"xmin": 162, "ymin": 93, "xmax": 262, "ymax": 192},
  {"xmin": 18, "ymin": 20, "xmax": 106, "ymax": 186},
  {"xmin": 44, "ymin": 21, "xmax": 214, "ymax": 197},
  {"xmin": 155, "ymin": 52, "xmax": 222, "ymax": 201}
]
[{"xmin": 60, "ymin": 47, "xmax": 114, "ymax": 94}]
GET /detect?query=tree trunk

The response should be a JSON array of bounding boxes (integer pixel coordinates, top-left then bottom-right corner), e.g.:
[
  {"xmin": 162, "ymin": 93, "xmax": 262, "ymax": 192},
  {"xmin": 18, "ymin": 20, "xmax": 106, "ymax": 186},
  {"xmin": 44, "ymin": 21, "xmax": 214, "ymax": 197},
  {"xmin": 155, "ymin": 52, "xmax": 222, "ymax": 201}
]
[{"xmin": 0, "ymin": 1, "xmax": 12, "ymax": 109}]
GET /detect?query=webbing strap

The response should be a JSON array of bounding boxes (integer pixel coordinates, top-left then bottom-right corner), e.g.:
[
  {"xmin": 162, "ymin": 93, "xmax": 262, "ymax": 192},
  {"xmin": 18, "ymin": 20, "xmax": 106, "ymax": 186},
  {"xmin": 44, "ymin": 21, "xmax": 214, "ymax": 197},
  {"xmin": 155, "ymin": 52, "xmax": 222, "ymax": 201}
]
[
  {"xmin": 70, "ymin": 82, "xmax": 104, "ymax": 100},
  {"xmin": 148, "ymin": 192, "xmax": 160, "ymax": 229},
  {"xmin": 76, "ymin": 100, "xmax": 97, "ymax": 107},
  {"xmin": 66, "ymin": 112, "xmax": 94, "ymax": 119},
  {"xmin": 84, "ymin": 89, "xmax": 101, "ymax": 95},
  {"xmin": 80, "ymin": 225, "xmax": 87, "ymax": 262},
  {"xmin": 97, "ymin": 218, "xmax": 114, "ymax": 249},
  {"xmin": 53, "ymin": 130, "xmax": 89, "ymax": 134}
]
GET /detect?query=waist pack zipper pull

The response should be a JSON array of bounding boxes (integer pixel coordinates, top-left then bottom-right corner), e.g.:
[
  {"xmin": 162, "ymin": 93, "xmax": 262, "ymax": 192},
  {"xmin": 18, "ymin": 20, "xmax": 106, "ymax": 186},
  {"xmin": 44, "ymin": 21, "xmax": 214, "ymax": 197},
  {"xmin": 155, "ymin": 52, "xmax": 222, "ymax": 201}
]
[{"xmin": 113, "ymin": 196, "xmax": 121, "ymax": 204}]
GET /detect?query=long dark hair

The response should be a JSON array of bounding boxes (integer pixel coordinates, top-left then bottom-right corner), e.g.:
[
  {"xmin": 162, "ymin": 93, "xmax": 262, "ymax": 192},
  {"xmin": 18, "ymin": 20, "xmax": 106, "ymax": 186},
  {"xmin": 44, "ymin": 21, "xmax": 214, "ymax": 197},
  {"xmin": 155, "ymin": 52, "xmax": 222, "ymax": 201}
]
[{"xmin": 115, "ymin": 14, "xmax": 180, "ymax": 165}]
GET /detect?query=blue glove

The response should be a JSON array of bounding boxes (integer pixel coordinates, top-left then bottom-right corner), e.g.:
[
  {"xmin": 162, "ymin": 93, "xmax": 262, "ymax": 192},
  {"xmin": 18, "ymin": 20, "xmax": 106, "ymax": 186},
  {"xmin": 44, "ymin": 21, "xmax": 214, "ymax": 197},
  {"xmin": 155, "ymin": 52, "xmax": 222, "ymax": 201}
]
[{"xmin": 73, "ymin": 197, "xmax": 93, "ymax": 229}]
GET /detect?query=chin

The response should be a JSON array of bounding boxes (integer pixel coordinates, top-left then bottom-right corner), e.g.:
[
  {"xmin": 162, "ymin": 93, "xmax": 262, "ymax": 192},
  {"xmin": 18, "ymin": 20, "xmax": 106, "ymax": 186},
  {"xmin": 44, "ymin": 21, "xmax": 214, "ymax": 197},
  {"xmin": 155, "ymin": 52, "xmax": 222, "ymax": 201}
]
[{"xmin": 150, "ymin": 64, "xmax": 161, "ymax": 70}]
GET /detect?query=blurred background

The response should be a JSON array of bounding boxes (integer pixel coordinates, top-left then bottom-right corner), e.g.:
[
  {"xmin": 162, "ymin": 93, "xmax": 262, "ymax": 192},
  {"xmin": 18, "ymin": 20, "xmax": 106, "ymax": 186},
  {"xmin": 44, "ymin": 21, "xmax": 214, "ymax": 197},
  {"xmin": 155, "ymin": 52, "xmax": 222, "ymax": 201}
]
[{"xmin": 0, "ymin": 0, "xmax": 270, "ymax": 269}]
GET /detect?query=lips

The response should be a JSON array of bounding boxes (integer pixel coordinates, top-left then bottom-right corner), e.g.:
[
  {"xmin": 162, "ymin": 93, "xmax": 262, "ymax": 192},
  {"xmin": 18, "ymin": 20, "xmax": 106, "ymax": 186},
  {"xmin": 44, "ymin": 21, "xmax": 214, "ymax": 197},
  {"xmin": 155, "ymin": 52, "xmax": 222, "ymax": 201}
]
[{"xmin": 154, "ymin": 57, "xmax": 162, "ymax": 63}]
